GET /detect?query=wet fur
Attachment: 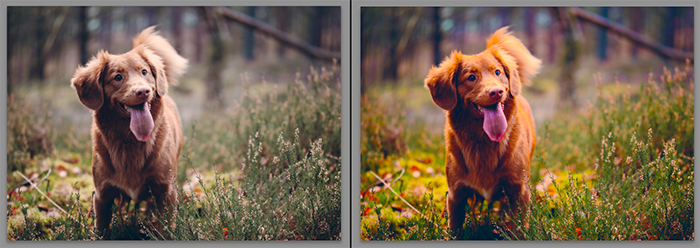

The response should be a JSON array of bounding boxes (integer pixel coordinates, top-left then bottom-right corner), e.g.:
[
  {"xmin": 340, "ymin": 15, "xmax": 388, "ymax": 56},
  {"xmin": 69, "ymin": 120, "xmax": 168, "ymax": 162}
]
[
  {"xmin": 424, "ymin": 27, "xmax": 540, "ymax": 237},
  {"xmin": 71, "ymin": 26, "xmax": 187, "ymax": 237}
]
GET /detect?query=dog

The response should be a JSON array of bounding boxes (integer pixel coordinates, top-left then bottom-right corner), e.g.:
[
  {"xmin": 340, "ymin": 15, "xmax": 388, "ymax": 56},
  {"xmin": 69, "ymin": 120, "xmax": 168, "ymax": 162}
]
[
  {"xmin": 424, "ymin": 26, "xmax": 540, "ymax": 237},
  {"xmin": 71, "ymin": 26, "xmax": 187, "ymax": 237}
]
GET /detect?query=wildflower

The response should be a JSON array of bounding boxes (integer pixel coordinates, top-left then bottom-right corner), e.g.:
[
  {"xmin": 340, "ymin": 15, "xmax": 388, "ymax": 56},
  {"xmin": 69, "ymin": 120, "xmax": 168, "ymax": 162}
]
[
  {"xmin": 576, "ymin": 227, "xmax": 582, "ymax": 239},
  {"xmin": 223, "ymin": 227, "xmax": 229, "ymax": 238}
]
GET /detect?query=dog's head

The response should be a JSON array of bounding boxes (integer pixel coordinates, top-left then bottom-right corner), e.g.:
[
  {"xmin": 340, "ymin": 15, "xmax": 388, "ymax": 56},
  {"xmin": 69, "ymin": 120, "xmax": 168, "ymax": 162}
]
[
  {"xmin": 71, "ymin": 26, "xmax": 187, "ymax": 142},
  {"xmin": 425, "ymin": 26, "xmax": 541, "ymax": 142}
]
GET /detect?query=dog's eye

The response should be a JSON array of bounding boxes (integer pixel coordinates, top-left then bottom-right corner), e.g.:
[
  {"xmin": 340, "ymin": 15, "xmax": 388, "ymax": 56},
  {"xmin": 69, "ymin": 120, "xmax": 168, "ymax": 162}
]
[
  {"xmin": 495, "ymin": 70, "xmax": 501, "ymax": 76},
  {"xmin": 467, "ymin": 75, "xmax": 476, "ymax": 82},
  {"xmin": 141, "ymin": 69, "xmax": 148, "ymax": 76},
  {"xmin": 114, "ymin": 75, "xmax": 122, "ymax": 81}
]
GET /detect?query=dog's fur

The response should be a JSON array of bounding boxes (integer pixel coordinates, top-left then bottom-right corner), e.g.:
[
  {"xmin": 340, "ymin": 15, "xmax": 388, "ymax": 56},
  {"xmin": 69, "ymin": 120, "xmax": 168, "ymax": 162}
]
[
  {"xmin": 424, "ymin": 27, "xmax": 540, "ymax": 236},
  {"xmin": 71, "ymin": 26, "xmax": 187, "ymax": 237}
]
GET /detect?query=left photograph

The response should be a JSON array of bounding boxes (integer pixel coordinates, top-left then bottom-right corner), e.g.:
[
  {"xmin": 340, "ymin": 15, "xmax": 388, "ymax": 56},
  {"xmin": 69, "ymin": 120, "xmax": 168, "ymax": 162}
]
[{"xmin": 7, "ymin": 6, "xmax": 341, "ymax": 240}]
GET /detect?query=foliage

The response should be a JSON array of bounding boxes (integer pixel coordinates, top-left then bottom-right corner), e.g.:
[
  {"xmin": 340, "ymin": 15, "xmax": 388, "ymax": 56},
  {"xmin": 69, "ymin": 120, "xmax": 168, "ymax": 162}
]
[
  {"xmin": 360, "ymin": 94, "xmax": 408, "ymax": 173},
  {"xmin": 7, "ymin": 95, "xmax": 54, "ymax": 173}
]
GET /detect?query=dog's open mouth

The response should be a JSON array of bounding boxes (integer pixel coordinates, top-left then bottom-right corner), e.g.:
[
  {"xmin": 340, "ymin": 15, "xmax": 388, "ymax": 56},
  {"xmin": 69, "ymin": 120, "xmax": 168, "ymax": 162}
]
[
  {"xmin": 472, "ymin": 102, "xmax": 507, "ymax": 142},
  {"xmin": 118, "ymin": 102, "xmax": 154, "ymax": 142}
]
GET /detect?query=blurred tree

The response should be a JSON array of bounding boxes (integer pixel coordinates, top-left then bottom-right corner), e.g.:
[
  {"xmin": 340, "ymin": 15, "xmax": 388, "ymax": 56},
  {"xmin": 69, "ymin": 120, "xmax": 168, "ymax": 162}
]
[
  {"xmin": 309, "ymin": 7, "xmax": 323, "ymax": 48},
  {"xmin": 630, "ymin": 7, "xmax": 644, "ymax": 59},
  {"xmin": 194, "ymin": 12, "xmax": 205, "ymax": 64},
  {"xmin": 198, "ymin": 6, "xmax": 226, "ymax": 109},
  {"xmin": 171, "ymin": 7, "xmax": 183, "ymax": 53},
  {"xmin": 432, "ymin": 7, "xmax": 441, "ymax": 66},
  {"xmin": 383, "ymin": 8, "xmax": 398, "ymax": 82},
  {"xmin": 524, "ymin": 7, "xmax": 536, "ymax": 54},
  {"xmin": 98, "ymin": 7, "xmax": 113, "ymax": 50},
  {"xmin": 499, "ymin": 7, "xmax": 510, "ymax": 26},
  {"xmin": 277, "ymin": 7, "xmax": 290, "ymax": 58},
  {"xmin": 29, "ymin": 8, "xmax": 47, "ymax": 81},
  {"xmin": 551, "ymin": 7, "xmax": 580, "ymax": 110},
  {"xmin": 361, "ymin": 8, "xmax": 373, "ymax": 93},
  {"xmin": 663, "ymin": 7, "xmax": 678, "ymax": 51},
  {"xmin": 547, "ymin": 10, "xmax": 557, "ymax": 64},
  {"xmin": 452, "ymin": 8, "xmax": 466, "ymax": 49},
  {"xmin": 79, "ymin": 6, "xmax": 89, "ymax": 65},
  {"xmin": 597, "ymin": 7, "xmax": 609, "ymax": 61},
  {"xmin": 146, "ymin": 7, "xmax": 158, "ymax": 26},
  {"xmin": 245, "ymin": 6, "xmax": 256, "ymax": 61}
]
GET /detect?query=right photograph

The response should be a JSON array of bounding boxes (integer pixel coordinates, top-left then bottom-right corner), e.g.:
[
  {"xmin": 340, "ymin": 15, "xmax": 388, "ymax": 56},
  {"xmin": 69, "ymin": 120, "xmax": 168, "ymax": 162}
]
[{"xmin": 360, "ymin": 7, "xmax": 694, "ymax": 241}]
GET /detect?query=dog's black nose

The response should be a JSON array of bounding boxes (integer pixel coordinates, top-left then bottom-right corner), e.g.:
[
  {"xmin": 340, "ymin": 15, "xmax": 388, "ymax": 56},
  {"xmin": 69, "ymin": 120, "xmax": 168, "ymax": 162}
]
[{"xmin": 135, "ymin": 88, "xmax": 151, "ymax": 99}]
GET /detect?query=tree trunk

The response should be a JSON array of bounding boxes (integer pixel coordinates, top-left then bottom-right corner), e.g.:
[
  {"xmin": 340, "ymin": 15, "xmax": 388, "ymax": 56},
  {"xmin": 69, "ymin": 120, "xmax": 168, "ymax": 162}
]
[
  {"xmin": 630, "ymin": 7, "xmax": 643, "ymax": 59},
  {"xmin": 198, "ymin": 7, "xmax": 225, "ymax": 109},
  {"xmin": 570, "ymin": 7, "xmax": 692, "ymax": 62},
  {"xmin": 99, "ymin": 7, "xmax": 112, "ymax": 50},
  {"xmin": 216, "ymin": 7, "xmax": 340, "ymax": 62},
  {"xmin": 79, "ymin": 7, "xmax": 89, "ymax": 65},
  {"xmin": 171, "ymin": 7, "xmax": 183, "ymax": 54},
  {"xmin": 432, "ymin": 7, "xmax": 442, "ymax": 66},
  {"xmin": 146, "ymin": 7, "xmax": 158, "ymax": 26},
  {"xmin": 597, "ymin": 7, "xmax": 609, "ymax": 61},
  {"xmin": 194, "ymin": 12, "xmax": 204, "ymax": 64},
  {"xmin": 277, "ymin": 7, "xmax": 290, "ymax": 58},
  {"xmin": 383, "ymin": 8, "xmax": 399, "ymax": 82},
  {"xmin": 551, "ymin": 7, "xmax": 579, "ymax": 110},
  {"xmin": 684, "ymin": 8, "xmax": 693, "ymax": 52},
  {"xmin": 547, "ymin": 13, "xmax": 557, "ymax": 64},
  {"xmin": 524, "ymin": 7, "xmax": 536, "ymax": 55},
  {"xmin": 309, "ymin": 7, "xmax": 323, "ymax": 48},
  {"xmin": 30, "ymin": 8, "xmax": 47, "ymax": 81},
  {"xmin": 452, "ymin": 9, "xmax": 465, "ymax": 49},
  {"xmin": 500, "ymin": 7, "xmax": 510, "ymax": 26},
  {"xmin": 361, "ymin": 9, "xmax": 372, "ymax": 94},
  {"xmin": 244, "ymin": 6, "xmax": 256, "ymax": 61},
  {"xmin": 663, "ymin": 7, "xmax": 677, "ymax": 49}
]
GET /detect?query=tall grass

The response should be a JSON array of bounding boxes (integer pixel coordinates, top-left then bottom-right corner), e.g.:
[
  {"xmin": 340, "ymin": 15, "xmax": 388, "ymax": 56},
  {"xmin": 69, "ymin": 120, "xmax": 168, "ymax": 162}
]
[{"xmin": 6, "ymin": 64, "xmax": 341, "ymax": 240}]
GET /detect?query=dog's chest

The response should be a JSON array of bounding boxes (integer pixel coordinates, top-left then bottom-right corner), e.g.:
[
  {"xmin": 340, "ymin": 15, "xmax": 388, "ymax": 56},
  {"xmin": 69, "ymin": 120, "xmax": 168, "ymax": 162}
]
[
  {"xmin": 458, "ymin": 141, "xmax": 509, "ymax": 201},
  {"xmin": 105, "ymin": 139, "xmax": 156, "ymax": 201}
]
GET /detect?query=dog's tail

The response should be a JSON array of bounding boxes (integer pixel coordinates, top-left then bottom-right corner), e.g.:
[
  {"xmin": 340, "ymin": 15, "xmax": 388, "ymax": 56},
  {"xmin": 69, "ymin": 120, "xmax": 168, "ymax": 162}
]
[{"xmin": 133, "ymin": 26, "xmax": 188, "ymax": 86}]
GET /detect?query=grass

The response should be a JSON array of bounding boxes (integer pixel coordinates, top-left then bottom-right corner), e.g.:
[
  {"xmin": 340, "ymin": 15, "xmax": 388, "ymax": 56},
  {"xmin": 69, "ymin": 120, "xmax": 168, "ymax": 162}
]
[
  {"xmin": 360, "ymin": 61, "xmax": 694, "ymax": 240},
  {"xmin": 6, "ymin": 63, "xmax": 341, "ymax": 240}
]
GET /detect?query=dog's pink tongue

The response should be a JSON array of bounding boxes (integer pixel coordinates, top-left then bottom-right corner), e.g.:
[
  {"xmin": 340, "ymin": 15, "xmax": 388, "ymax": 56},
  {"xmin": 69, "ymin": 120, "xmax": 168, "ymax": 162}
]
[
  {"xmin": 483, "ymin": 103, "xmax": 507, "ymax": 142},
  {"xmin": 129, "ymin": 103, "xmax": 154, "ymax": 142}
]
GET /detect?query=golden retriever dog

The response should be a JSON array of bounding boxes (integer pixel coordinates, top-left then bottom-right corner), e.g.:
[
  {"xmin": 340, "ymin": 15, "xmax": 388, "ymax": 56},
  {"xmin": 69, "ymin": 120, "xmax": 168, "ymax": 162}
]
[
  {"xmin": 424, "ymin": 26, "xmax": 540, "ymax": 237},
  {"xmin": 71, "ymin": 26, "xmax": 187, "ymax": 237}
]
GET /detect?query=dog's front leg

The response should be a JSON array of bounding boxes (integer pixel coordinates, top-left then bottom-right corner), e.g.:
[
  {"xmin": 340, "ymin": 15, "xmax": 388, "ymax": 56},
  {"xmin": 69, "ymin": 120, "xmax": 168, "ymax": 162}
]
[
  {"xmin": 93, "ymin": 185, "xmax": 119, "ymax": 239},
  {"xmin": 147, "ymin": 182, "xmax": 177, "ymax": 239},
  {"xmin": 501, "ymin": 182, "xmax": 531, "ymax": 237}
]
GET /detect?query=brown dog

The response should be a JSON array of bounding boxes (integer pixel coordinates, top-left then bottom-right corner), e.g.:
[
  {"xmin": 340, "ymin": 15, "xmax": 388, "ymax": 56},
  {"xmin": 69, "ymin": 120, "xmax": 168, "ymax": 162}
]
[
  {"xmin": 424, "ymin": 27, "xmax": 540, "ymax": 236},
  {"xmin": 71, "ymin": 26, "xmax": 187, "ymax": 237}
]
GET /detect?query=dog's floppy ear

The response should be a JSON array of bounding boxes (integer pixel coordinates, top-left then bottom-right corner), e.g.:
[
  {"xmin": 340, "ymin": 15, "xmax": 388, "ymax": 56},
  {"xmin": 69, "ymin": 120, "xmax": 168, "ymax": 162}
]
[
  {"xmin": 487, "ymin": 26, "xmax": 541, "ymax": 97},
  {"xmin": 425, "ymin": 51, "xmax": 463, "ymax": 111},
  {"xmin": 71, "ymin": 51, "xmax": 109, "ymax": 110},
  {"xmin": 138, "ymin": 46, "xmax": 168, "ymax": 96}
]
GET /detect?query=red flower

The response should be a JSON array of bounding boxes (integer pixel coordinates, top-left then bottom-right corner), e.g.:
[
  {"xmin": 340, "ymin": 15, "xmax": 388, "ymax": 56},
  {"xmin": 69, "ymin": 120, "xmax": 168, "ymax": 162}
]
[
  {"xmin": 223, "ymin": 227, "xmax": 229, "ymax": 238},
  {"xmin": 576, "ymin": 227, "xmax": 582, "ymax": 238}
]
